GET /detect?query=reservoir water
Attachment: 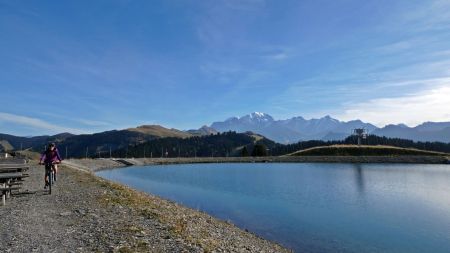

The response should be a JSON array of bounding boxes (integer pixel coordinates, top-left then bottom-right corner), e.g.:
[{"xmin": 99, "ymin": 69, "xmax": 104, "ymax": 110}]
[{"xmin": 97, "ymin": 163, "xmax": 450, "ymax": 253}]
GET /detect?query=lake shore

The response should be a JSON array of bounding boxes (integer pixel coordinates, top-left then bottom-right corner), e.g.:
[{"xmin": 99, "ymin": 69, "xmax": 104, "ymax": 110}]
[
  {"xmin": 64, "ymin": 155, "xmax": 449, "ymax": 173},
  {"xmin": 1, "ymin": 160, "xmax": 290, "ymax": 253}
]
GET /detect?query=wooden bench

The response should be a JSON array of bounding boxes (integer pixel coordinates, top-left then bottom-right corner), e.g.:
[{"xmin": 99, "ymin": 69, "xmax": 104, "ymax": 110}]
[
  {"xmin": 0, "ymin": 165, "xmax": 29, "ymax": 173},
  {"xmin": 0, "ymin": 165, "xmax": 27, "ymax": 206}
]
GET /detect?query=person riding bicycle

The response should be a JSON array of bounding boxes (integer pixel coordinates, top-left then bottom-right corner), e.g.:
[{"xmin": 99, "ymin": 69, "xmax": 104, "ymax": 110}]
[{"xmin": 39, "ymin": 143, "xmax": 62, "ymax": 188}]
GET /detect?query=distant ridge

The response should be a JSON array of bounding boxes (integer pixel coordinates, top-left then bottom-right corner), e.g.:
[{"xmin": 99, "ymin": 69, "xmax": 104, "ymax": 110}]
[
  {"xmin": 186, "ymin": 125, "xmax": 218, "ymax": 136},
  {"xmin": 372, "ymin": 124, "xmax": 450, "ymax": 143},
  {"xmin": 211, "ymin": 112, "xmax": 377, "ymax": 143},
  {"xmin": 210, "ymin": 112, "xmax": 450, "ymax": 144}
]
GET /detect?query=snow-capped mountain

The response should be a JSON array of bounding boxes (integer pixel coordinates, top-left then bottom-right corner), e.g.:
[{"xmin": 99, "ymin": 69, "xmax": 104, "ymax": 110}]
[
  {"xmin": 210, "ymin": 112, "xmax": 450, "ymax": 143},
  {"xmin": 210, "ymin": 112, "xmax": 377, "ymax": 143},
  {"xmin": 212, "ymin": 112, "xmax": 274, "ymax": 131}
]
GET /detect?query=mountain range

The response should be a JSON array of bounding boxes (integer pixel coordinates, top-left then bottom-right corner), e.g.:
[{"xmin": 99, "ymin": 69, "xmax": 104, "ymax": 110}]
[
  {"xmin": 1, "ymin": 113, "xmax": 449, "ymax": 156},
  {"xmin": 210, "ymin": 112, "xmax": 450, "ymax": 143}
]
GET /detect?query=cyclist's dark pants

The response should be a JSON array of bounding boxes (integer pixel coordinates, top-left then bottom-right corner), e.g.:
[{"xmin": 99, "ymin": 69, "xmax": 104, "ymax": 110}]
[{"xmin": 44, "ymin": 163, "xmax": 54, "ymax": 184}]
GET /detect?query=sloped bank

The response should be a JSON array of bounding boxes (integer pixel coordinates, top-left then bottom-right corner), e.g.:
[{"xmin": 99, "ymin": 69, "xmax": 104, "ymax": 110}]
[
  {"xmin": 65, "ymin": 155, "xmax": 449, "ymax": 173},
  {"xmin": 63, "ymin": 160, "xmax": 291, "ymax": 252}
]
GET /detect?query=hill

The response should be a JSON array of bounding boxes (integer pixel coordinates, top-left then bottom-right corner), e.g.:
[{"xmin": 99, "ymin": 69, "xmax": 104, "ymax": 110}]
[
  {"xmin": 289, "ymin": 145, "xmax": 448, "ymax": 156},
  {"xmin": 0, "ymin": 125, "xmax": 195, "ymax": 158},
  {"xmin": 58, "ymin": 125, "xmax": 194, "ymax": 158},
  {"xmin": 127, "ymin": 125, "xmax": 192, "ymax": 138},
  {"xmin": 0, "ymin": 133, "xmax": 75, "ymax": 151},
  {"xmin": 269, "ymin": 134, "xmax": 450, "ymax": 156},
  {"xmin": 112, "ymin": 131, "xmax": 277, "ymax": 158}
]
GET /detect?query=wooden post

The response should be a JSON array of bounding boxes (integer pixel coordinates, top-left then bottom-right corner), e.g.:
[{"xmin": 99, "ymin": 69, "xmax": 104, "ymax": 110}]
[
  {"xmin": 6, "ymin": 180, "xmax": 10, "ymax": 198},
  {"xmin": 2, "ymin": 183, "xmax": 5, "ymax": 206}
]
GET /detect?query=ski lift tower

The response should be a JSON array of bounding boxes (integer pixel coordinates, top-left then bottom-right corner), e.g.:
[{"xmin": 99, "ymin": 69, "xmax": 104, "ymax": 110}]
[{"xmin": 352, "ymin": 128, "xmax": 367, "ymax": 146}]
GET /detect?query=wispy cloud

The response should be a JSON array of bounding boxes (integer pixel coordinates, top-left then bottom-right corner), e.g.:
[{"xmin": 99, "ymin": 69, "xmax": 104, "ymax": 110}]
[
  {"xmin": 336, "ymin": 81, "xmax": 450, "ymax": 127},
  {"xmin": 399, "ymin": 0, "xmax": 450, "ymax": 31},
  {"xmin": 265, "ymin": 52, "xmax": 289, "ymax": 60},
  {"xmin": 0, "ymin": 112, "xmax": 86, "ymax": 134},
  {"xmin": 74, "ymin": 118, "xmax": 111, "ymax": 127}
]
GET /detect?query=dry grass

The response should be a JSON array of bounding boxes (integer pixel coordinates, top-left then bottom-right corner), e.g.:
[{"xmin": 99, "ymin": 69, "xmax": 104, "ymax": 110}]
[
  {"xmin": 127, "ymin": 125, "xmax": 192, "ymax": 138},
  {"xmin": 290, "ymin": 144, "xmax": 448, "ymax": 156}
]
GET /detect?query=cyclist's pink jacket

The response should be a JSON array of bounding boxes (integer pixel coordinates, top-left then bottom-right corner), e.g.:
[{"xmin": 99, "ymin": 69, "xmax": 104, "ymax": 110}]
[{"xmin": 40, "ymin": 148, "xmax": 62, "ymax": 163}]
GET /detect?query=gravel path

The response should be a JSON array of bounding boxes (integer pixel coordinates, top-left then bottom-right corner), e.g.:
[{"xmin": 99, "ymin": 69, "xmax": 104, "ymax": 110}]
[{"xmin": 0, "ymin": 163, "xmax": 291, "ymax": 253}]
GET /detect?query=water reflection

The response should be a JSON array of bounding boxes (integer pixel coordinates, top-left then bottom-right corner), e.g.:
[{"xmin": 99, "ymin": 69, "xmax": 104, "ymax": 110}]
[{"xmin": 353, "ymin": 163, "xmax": 365, "ymax": 195}]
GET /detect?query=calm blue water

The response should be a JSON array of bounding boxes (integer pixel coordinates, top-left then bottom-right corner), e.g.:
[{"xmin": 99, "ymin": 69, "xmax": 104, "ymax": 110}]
[{"xmin": 97, "ymin": 163, "xmax": 450, "ymax": 253}]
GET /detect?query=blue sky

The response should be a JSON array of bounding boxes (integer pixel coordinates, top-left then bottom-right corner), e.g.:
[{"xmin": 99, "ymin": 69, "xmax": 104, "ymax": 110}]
[{"xmin": 1, "ymin": 0, "xmax": 449, "ymax": 136}]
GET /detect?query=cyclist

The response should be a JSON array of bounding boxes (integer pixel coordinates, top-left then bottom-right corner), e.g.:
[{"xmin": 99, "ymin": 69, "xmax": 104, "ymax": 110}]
[{"xmin": 39, "ymin": 143, "xmax": 62, "ymax": 189}]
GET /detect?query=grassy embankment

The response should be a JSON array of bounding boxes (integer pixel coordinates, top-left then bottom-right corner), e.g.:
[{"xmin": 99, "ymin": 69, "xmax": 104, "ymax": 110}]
[{"xmin": 289, "ymin": 144, "xmax": 449, "ymax": 156}]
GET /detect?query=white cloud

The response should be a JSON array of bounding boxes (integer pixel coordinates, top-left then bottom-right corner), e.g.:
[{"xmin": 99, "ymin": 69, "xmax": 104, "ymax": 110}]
[
  {"xmin": 272, "ymin": 53, "xmax": 288, "ymax": 60},
  {"xmin": 336, "ymin": 84, "xmax": 450, "ymax": 127},
  {"xmin": 0, "ymin": 112, "xmax": 86, "ymax": 134},
  {"xmin": 75, "ymin": 118, "xmax": 110, "ymax": 127}
]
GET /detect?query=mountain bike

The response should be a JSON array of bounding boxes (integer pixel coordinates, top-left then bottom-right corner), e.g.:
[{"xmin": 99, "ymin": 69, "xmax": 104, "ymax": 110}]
[{"xmin": 42, "ymin": 161, "xmax": 59, "ymax": 194}]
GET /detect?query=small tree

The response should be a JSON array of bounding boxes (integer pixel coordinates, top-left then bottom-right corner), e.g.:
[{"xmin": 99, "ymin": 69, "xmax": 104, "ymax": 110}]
[
  {"xmin": 251, "ymin": 144, "xmax": 267, "ymax": 157},
  {"xmin": 241, "ymin": 146, "xmax": 249, "ymax": 157}
]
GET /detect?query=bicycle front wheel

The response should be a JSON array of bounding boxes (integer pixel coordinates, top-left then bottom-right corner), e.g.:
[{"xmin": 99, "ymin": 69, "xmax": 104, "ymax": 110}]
[{"xmin": 48, "ymin": 171, "xmax": 52, "ymax": 194}]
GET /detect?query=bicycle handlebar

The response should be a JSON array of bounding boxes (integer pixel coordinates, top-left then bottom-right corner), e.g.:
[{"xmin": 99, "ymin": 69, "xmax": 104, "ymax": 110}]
[{"xmin": 39, "ymin": 161, "xmax": 61, "ymax": 165}]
